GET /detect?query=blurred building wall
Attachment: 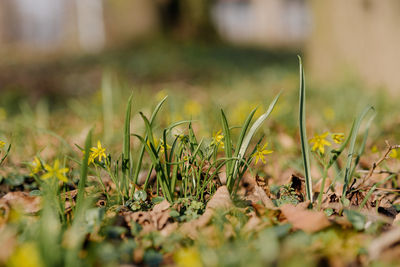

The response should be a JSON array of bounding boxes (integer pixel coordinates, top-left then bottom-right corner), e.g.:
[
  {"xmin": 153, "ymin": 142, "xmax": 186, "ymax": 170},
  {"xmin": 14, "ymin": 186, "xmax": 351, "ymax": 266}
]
[
  {"xmin": 212, "ymin": 0, "xmax": 311, "ymax": 48},
  {"xmin": 307, "ymin": 0, "xmax": 400, "ymax": 94},
  {"xmin": 0, "ymin": 0, "xmax": 158, "ymax": 57}
]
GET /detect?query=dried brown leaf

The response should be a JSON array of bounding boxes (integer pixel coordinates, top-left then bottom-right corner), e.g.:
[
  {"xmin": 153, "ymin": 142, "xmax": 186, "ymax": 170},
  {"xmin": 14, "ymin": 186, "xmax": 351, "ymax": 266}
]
[
  {"xmin": 280, "ymin": 203, "xmax": 331, "ymax": 233},
  {"xmin": 180, "ymin": 186, "xmax": 232, "ymax": 237},
  {"xmin": 0, "ymin": 192, "xmax": 41, "ymax": 214}
]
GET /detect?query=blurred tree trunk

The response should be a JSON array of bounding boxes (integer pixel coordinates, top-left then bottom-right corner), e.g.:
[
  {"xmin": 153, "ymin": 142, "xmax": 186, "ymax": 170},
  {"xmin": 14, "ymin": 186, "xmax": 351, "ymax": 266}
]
[{"xmin": 156, "ymin": 0, "xmax": 217, "ymax": 40}]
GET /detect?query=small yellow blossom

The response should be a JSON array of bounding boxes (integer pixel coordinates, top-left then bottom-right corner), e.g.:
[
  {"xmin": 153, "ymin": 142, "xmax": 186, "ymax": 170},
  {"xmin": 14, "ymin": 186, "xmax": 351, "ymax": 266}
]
[
  {"xmin": 174, "ymin": 247, "xmax": 202, "ymax": 267},
  {"xmin": 390, "ymin": 148, "xmax": 400, "ymax": 159},
  {"xmin": 309, "ymin": 132, "xmax": 332, "ymax": 154},
  {"xmin": 159, "ymin": 139, "xmax": 171, "ymax": 153},
  {"xmin": 147, "ymin": 138, "xmax": 159, "ymax": 150},
  {"xmin": 252, "ymin": 142, "xmax": 273, "ymax": 164},
  {"xmin": 184, "ymin": 100, "xmax": 201, "ymax": 117},
  {"xmin": 30, "ymin": 157, "xmax": 42, "ymax": 175},
  {"xmin": 41, "ymin": 159, "xmax": 69, "ymax": 182},
  {"xmin": 211, "ymin": 130, "xmax": 224, "ymax": 148},
  {"xmin": 0, "ymin": 140, "xmax": 5, "ymax": 149},
  {"xmin": 332, "ymin": 133, "xmax": 344, "ymax": 144},
  {"xmin": 7, "ymin": 242, "xmax": 43, "ymax": 267},
  {"xmin": 89, "ymin": 141, "xmax": 107, "ymax": 164}
]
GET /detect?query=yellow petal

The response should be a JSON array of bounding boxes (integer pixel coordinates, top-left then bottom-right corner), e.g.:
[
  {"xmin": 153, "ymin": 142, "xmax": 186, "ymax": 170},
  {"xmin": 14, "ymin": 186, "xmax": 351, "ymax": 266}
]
[
  {"xmin": 59, "ymin": 168, "xmax": 69, "ymax": 173},
  {"xmin": 57, "ymin": 174, "xmax": 68, "ymax": 182},
  {"xmin": 53, "ymin": 160, "xmax": 60, "ymax": 170},
  {"xmin": 261, "ymin": 156, "xmax": 266, "ymax": 164},
  {"xmin": 321, "ymin": 132, "xmax": 330, "ymax": 138},
  {"xmin": 44, "ymin": 164, "xmax": 52, "ymax": 172},
  {"xmin": 262, "ymin": 150, "xmax": 273, "ymax": 155},
  {"xmin": 41, "ymin": 173, "xmax": 53, "ymax": 180}
]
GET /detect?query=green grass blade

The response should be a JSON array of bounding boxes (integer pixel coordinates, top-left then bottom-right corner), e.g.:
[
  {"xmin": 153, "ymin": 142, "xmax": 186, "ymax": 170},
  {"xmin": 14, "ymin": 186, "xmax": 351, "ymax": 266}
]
[
  {"xmin": 230, "ymin": 92, "xmax": 281, "ymax": 191},
  {"xmin": 327, "ymin": 122, "xmax": 355, "ymax": 168},
  {"xmin": 133, "ymin": 96, "xmax": 168, "ymax": 185},
  {"xmin": 150, "ymin": 96, "xmax": 168, "ymax": 126},
  {"xmin": 0, "ymin": 144, "xmax": 11, "ymax": 165},
  {"xmin": 133, "ymin": 133, "xmax": 172, "ymax": 201},
  {"xmin": 123, "ymin": 93, "xmax": 133, "ymax": 173},
  {"xmin": 76, "ymin": 129, "xmax": 92, "ymax": 211},
  {"xmin": 139, "ymin": 112, "xmax": 155, "ymax": 147},
  {"xmin": 342, "ymin": 106, "xmax": 374, "ymax": 198},
  {"xmin": 347, "ymin": 109, "xmax": 376, "ymax": 193},
  {"xmin": 298, "ymin": 56, "xmax": 312, "ymax": 202},
  {"xmin": 221, "ymin": 109, "xmax": 233, "ymax": 183},
  {"xmin": 165, "ymin": 120, "xmax": 193, "ymax": 132},
  {"xmin": 233, "ymin": 108, "xmax": 257, "ymax": 158}
]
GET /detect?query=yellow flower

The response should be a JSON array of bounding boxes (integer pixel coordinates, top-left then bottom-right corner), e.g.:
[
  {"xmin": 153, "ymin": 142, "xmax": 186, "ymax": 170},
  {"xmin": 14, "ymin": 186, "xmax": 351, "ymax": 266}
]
[
  {"xmin": 89, "ymin": 141, "xmax": 107, "ymax": 164},
  {"xmin": 371, "ymin": 145, "xmax": 379, "ymax": 154},
  {"xmin": 309, "ymin": 132, "xmax": 331, "ymax": 154},
  {"xmin": 159, "ymin": 139, "xmax": 171, "ymax": 153},
  {"xmin": 184, "ymin": 100, "xmax": 201, "ymax": 117},
  {"xmin": 147, "ymin": 138, "xmax": 159, "ymax": 150},
  {"xmin": 332, "ymin": 133, "xmax": 344, "ymax": 144},
  {"xmin": 41, "ymin": 159, "xmax": 69, "ymax": 182},
  {"xmin": 0, "ymin": 140, "xmax": 5, "ymax": 149},
  {"xmin": 211, "ymin": 130, "xmax": 224, "ymax": 148},
  {"xmin": 174, "ymin": 247, "xmax": 202, "ymax": 267},
  {"xmin": 30, "ymin": 157, "xmax": 42, "ymax": 175},
  {"xmin": 252, "ymin": 142, "xmax": 273, "ymax": 164},
  {"xmin": 390, "ymin": 148, "xmax": 400, "ymax": 159},
  {"xmin": 7, "ymin": 242, "xmax": 43, "ymax": 267}
]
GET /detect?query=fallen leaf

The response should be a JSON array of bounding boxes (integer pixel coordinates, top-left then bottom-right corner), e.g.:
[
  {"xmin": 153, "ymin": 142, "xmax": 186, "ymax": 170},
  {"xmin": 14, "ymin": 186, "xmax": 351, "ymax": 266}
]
[
  {"xmin": 368, "ymin": 226, "xmax": 400, "ymax": 260},
  {"xmin": 0, "ymin": 192, "xmax": 41, "ymax": 214},
  {"xmin": 280, "ymin": 203, "xmax": 331, "ymax": 233},
  {"xmin": 123, "ymin": 199, "xmax": 172, "ymax": 234},
  {"xmin": 180, "ymin": 186, "xmax": 232, "ymax": 237},
  {"xmin": 246, "ymin": 185, "xmax": 275, "ymax": 209},
  {"xmin": 206, "ymin": 186, "xmax": 232, "ymax": 210},
  {"xmin": 152, "ymin": 200, "xmax": 170, "ymax": 213}
]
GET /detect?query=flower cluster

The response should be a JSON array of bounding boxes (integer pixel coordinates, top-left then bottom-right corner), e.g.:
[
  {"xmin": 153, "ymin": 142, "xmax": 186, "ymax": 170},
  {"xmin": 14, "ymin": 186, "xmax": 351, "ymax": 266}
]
[{"xmin": 309, "ymin": 132, "xmax": 344, "ymax": 154}]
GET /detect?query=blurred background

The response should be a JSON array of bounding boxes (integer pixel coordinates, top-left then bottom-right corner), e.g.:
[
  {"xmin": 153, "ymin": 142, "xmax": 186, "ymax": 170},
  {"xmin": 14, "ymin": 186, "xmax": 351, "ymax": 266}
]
[
  {"xmin": 2, "ymin": 0, "xmax": 400, "ymax": 96},
  {"xmin": 0, "ymin": 0, "xmax": 399, "ymax": 147}
]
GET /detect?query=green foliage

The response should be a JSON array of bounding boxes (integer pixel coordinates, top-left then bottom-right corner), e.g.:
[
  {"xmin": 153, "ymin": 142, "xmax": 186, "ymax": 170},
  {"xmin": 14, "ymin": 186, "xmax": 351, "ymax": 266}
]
[{"xmin": 298, "ymin": 56, "xmax": 313, "ymax": 202}]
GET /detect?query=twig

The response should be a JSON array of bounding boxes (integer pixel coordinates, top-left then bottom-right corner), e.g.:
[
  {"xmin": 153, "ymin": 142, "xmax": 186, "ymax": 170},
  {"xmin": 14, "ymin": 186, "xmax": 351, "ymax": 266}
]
[
  {"xmin": 357, "ymin": 169, "xmax": 399, "ymax": 175},
  {"xmin": 375, "ymin": 187, "xmax": 400, "ymax": 192},
  {"xmin": 360, "ymin": 141, "xmax": 400, "ymax": 187}
]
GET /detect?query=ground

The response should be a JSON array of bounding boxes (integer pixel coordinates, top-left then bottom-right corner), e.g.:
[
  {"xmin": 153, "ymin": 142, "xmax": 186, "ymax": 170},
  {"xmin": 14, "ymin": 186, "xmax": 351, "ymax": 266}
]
[{"xmin": 0, "ymin": 41, "xmax": 400, "ymax": 267}]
